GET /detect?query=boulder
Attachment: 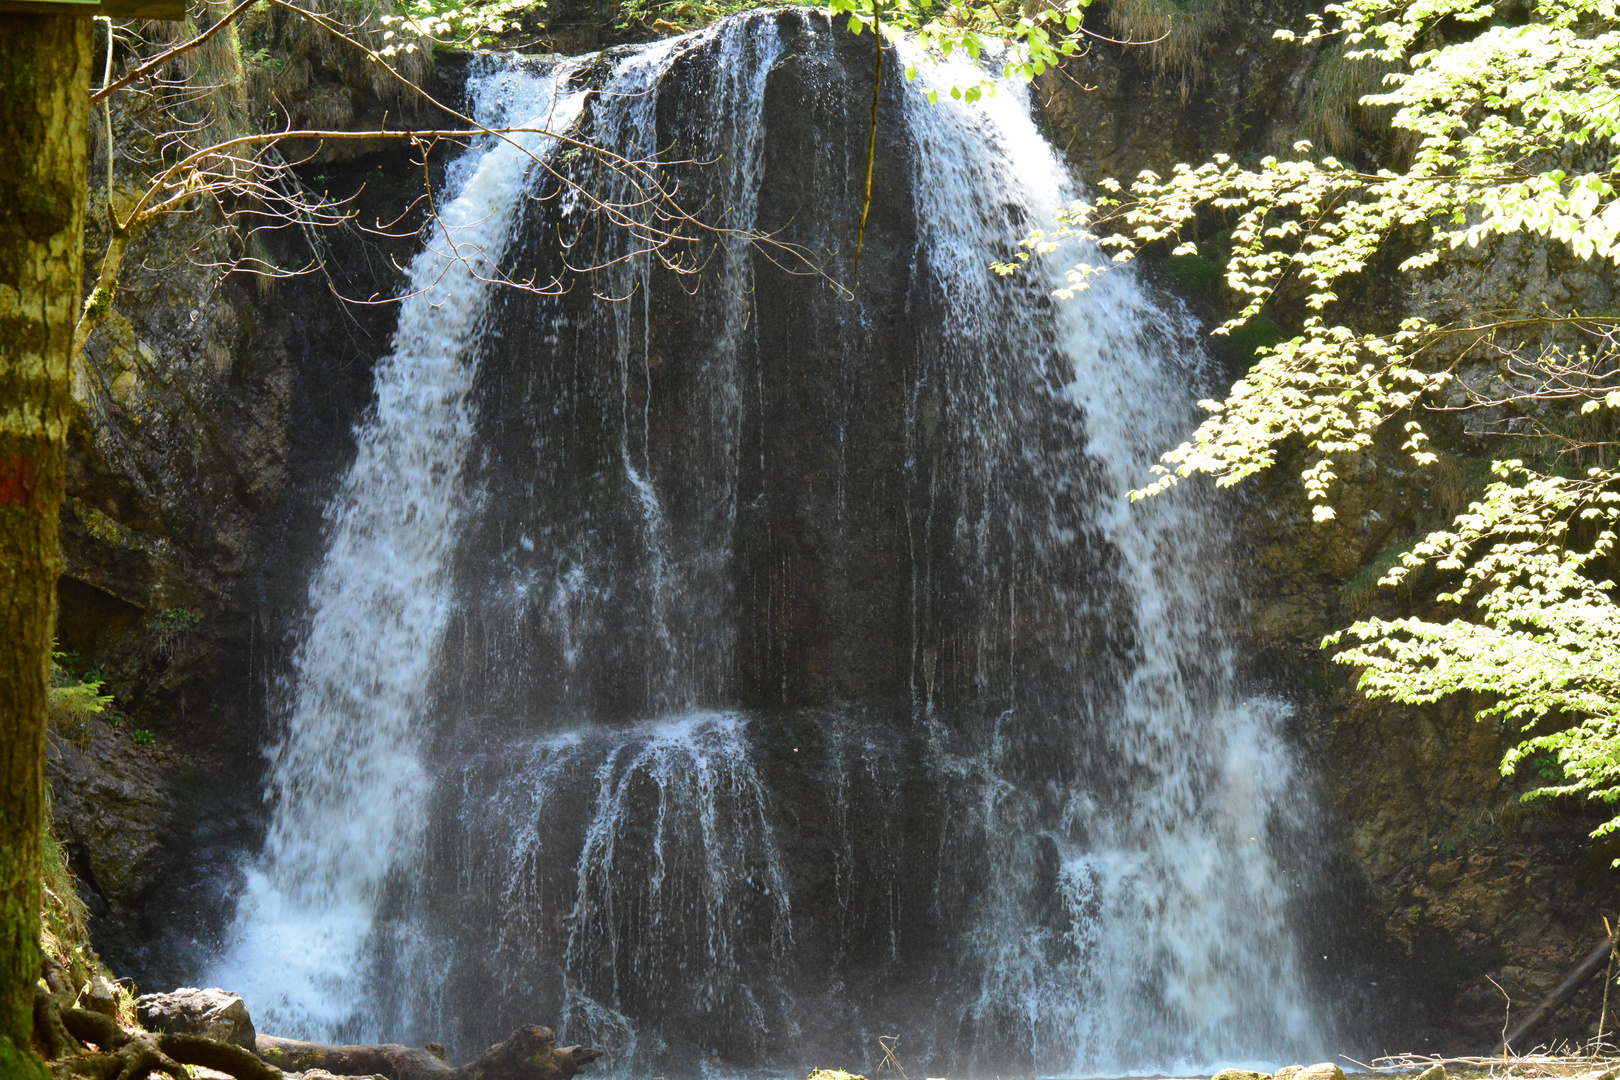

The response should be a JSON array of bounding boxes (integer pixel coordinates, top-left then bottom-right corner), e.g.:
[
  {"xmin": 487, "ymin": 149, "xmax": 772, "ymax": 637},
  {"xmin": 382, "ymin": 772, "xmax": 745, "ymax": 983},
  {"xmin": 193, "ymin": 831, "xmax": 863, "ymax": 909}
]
[
  {"xmin": 1275, "ymin": 1065, "xmax": 1344, "ymax": 1080},
  {"xmin": 1303, "ymin": 1064, "xmax": 1346, "ymax": 1080},
  {"xmin": 1298, "ymin": 1065, "xmax": 1345, "ymax": 1080},
  {"xmin": 1212, "ymin": 1070, "xmax": 1268, "ymax": 1080},
  {"xmin": 47, "ymin": 721, "xmax": 176, "ymax": 914},
  {"xmin": 83, "ymin": 975, "xmax": 120, "ymax": 1018},
  {"xmin": 135, "ymin": 987, "xmax": 256, "ymax": 1050}
]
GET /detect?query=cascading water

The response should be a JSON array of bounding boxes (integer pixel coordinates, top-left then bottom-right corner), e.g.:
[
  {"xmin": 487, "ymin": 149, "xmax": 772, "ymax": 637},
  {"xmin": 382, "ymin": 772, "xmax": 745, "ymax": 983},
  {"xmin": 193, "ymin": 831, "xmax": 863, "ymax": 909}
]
[
  {"xmin": 212, "ymin": 10, "xmax": 1332, "ymax": 1074},
  {"xmin": 895, "ymin": 46, "xmax": 1320, "ymax": 1069},
  {"xmin": 207, "ymin": 57, "xmax": 591, "ymax": 1039}
]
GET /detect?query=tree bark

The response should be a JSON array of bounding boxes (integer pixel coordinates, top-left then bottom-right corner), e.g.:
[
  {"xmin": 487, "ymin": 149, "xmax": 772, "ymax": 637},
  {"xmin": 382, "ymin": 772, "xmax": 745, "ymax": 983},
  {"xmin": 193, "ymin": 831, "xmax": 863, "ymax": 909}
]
[
  {"xmin": 256, "ymin": 1026, "xmax": 602, "ymax": 1080},
  {"xmin": 0, "ymin": 12, "xmax": 92, "ymax": 1072}
]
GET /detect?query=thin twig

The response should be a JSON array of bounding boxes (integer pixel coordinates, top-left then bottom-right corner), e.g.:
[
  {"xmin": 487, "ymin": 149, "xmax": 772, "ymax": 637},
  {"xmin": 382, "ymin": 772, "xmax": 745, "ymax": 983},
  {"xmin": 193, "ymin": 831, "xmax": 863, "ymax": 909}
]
[
  {"xmin": 1598, "ymin": 917, "xmax": 1616, "ymax": 1050},
  {"xmin": 852, "ymin": 0, "xmax": 882, "ymax": 286},
  {"xmin": 876, "ymin": 1035, "xmax": 907, "ymax": 1080},
  {"xmin": 92, "ymin": 0, "xmax": 257, "ymax": 104}
]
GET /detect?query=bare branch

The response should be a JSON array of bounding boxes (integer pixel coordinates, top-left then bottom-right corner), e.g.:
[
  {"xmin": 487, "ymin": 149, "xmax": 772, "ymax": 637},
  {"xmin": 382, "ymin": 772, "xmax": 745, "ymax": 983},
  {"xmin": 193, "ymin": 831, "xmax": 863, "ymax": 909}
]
[{"xmin": 91, "ymin": 0, "xmax": 257, "ymax": 105}]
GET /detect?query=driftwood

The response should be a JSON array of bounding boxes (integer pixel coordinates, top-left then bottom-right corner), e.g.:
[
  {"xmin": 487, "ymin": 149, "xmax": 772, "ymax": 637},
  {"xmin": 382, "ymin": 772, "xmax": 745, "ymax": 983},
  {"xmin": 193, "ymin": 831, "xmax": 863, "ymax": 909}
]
[
  {"xmin": 255, "ymin": 1025, "xmax": 603, "ymax": 1080},
  {"xmin": 1498, "ymin": 928, "xmax": 1620, "ymax": 1054}
]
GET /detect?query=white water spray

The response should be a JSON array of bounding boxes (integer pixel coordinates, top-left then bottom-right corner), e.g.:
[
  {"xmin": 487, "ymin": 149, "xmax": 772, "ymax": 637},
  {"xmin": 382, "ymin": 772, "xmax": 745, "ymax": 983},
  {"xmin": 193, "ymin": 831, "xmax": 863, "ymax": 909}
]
[{"xmin": 208, "ymin": 59, "xmax": 590, "ymax": 1039}]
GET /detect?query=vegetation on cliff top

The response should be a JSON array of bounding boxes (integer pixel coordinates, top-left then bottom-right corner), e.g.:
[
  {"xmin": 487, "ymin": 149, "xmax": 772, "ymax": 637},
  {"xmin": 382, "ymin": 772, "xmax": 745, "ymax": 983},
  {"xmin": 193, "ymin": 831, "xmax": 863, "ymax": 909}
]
[{"xmin": 1017, "ymin": 0, "xmax": 1620, "ymax": 849}]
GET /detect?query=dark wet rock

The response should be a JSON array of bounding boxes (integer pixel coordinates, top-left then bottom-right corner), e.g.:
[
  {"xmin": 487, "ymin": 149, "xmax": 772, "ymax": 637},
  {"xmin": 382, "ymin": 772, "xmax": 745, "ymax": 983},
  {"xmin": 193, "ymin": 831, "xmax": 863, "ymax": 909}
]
[{"xmin": 47, "ymin": 723, "xmax": 176, "ymax": 915}]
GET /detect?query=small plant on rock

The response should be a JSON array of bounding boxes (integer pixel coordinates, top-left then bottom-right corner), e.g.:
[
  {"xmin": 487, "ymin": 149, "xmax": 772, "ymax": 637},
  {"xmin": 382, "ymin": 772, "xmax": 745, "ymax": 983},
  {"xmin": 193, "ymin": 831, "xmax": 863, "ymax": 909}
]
[
  {"xmin": 48, "ymin": 648, "xmax": 113, "ymax": 747},
  {"xmin": 152, "ymin": 607, "xmax": 201, "ymax": 659}
]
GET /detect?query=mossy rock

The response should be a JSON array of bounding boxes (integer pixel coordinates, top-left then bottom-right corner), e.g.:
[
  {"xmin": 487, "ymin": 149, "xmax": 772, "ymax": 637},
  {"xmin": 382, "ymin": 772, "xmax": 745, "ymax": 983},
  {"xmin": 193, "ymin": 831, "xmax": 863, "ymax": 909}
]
[
  {"xmin": 1227, "ymin": 314, "xmax": 1286, "ymax": 365},
  {"xmin": 1162, "ymin": 251, "xmax": 1222, "ymax": 292}
]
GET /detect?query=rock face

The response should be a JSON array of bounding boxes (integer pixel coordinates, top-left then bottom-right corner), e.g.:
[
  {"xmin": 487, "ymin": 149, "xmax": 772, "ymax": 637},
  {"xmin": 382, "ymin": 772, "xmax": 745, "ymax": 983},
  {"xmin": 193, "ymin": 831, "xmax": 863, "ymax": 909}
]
[
  {"xmin": 54, "ymin": 116, "xmax": 432, "ymax": 983},
  {"xmin": 47, "ymin": 722, "xmax": 176, "ymax": 916},
  {"xmin": 135, "ymin": 987, "xmax": 257, "ymax": 1050},
  {"xmin": 1039, "ymin": 0, "xmax": 1324, "ymax": 187}
]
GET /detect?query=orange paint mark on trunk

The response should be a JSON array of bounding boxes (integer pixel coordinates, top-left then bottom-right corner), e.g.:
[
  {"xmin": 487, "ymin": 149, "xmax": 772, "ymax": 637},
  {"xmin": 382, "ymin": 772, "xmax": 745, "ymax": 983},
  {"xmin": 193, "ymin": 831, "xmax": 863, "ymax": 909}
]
[{"xmin": 0, "ymin": 455, "xmax": 39, "ymax": 507}]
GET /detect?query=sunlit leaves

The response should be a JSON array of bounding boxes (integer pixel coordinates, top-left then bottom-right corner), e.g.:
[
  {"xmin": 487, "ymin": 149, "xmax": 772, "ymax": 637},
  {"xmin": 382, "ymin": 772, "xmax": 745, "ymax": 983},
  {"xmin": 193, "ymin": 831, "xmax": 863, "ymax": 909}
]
[
  {"xmin": 826, "ymin": 0, "xmax": 1095, "ymax": 101},
  {"xmin": 379, "ymin": 0, "xmax": 534, "ymax": 51},
  {"xmin": 1033, "ymin": 0, "xmax": 1620, "ymax": 847},
  {"xmin": 1330, "ymin": 464, "xmax": 1620, "ymax": 832}
]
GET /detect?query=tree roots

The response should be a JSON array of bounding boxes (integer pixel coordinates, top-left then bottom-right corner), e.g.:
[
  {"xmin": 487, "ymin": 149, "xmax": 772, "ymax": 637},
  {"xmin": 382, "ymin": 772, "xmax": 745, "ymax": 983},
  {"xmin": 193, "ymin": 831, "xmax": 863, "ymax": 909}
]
[
  {"xmin": 34, "ymin": 960, "xmax": 190, "ymax": 1080},
  {"xmin": 34, "ymin": 957, "xmax": 603, "ymax": 1080}
]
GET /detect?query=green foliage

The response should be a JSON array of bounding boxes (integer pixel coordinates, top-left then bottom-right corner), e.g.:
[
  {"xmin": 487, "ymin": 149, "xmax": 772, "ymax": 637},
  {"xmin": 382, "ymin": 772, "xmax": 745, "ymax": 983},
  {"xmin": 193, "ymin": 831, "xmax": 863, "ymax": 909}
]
[
  {"xmin": 39, "ymin": 827, "xmax": 90, "ymax": 971},
  {"xmin": 1301, "ymin": 39, "xmax": 1401, "ymax": 156},
  {"xmin": 1341, "ymin": 534, "xmax": 1420, "ymax": 605},
  {"xmin": 380, "ymin": 0, "xmax": 537, "ymax": 51},
  {"xmin": 152, "ymin": 606, "xmax": 200, "ymax": 661},
  {"xmin": 48, "ymin": 649, "xmax": 112, "ymax": 733},
  {"xmin": 39, "ymin": 809, "xmax": 134, "ymax": 1029},
  {"xmin": 617, "ymin": 0, "xmax": 771, "ymax": 32},
  {"xmin": 241, "ymin": 45, "xmax": 284, "ymax": 71},
  {"xmin": 1160, "ymin": 250, "xmax": 1221, "ymax": 292},
  {"xmin": 132, "ymin": 729, "xmax": 156, "ymax": 745},
  {"xmin": 154, "ymin": 607, "xmax": 201, "ymax": 631},
  {"xmin": 1224, "ymin": 313, "xmax": 1284, "ymax": 366},
  {"xmin": 616, "ymin": 0, "xmax": 1105, "ymax": 117},
  {"xmin": 1016, "ymin": 0, "xmax": 1620, "ymax": 851},
  {"xmin": 1526, "ymin": 751, "xmax": 1566, "ymax": 782},
  {"xmin": 824, "ymin": 0, "xmax": 1096, "ymax": 104}
]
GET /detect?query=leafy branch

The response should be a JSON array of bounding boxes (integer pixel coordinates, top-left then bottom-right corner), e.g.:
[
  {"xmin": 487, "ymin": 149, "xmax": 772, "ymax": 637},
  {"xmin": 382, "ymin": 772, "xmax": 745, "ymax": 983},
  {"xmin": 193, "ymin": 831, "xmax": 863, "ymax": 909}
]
[{"xmin": 1014, "ymin": 0, "xmax": 1620, "ymax": 845}]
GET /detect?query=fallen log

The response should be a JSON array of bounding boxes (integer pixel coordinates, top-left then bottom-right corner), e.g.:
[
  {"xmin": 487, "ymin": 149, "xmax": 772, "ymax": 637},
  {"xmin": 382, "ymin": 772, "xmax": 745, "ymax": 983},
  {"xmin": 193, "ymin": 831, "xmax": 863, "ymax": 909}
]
[
  {"xmin": 1496, "ymin": 926, "xmax": 1620, "ymax": 1054},
  {"xmin": 255, "ymin": 1025, "xmax": 603, "ymax": 1080},
  {"xmin": 32, "ymin": 953, "xmax": 598, "ymax": 1080}
]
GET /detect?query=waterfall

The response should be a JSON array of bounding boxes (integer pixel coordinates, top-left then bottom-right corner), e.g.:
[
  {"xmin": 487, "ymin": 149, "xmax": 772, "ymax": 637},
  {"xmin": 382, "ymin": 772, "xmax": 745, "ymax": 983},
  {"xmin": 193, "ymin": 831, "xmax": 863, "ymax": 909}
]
[
  {"xmin": 213, "ymin": 10, "xmax": 1330, "ymax": 1073},
  {"xmin": 207, "ymin": 56, "xmax": 592, "ymax": 1039},
  {"xmin": 896, "ymin": 44, "xmax": 1320, "ymax": 1070}
]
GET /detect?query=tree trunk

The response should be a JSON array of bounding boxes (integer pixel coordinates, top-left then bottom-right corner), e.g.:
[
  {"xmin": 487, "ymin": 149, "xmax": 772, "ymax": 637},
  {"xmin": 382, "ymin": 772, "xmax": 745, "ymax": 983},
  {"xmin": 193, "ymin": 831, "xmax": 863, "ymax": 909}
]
[
  {"xmin": 0, "ymin": 12, "xmax": 92, "ymax": 1074},
  {"xmin": 256, "ymin": 1026, "xmax": 603, "ymax": 1080}
]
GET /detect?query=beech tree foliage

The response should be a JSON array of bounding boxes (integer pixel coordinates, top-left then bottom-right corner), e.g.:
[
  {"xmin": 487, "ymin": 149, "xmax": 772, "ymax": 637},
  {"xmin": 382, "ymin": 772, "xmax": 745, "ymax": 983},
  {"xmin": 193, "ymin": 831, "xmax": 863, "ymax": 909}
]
[
  {"xmin": 827, "ymin": 0, "xmax": 1095, "ymax": 102},
  {"xmin": 1013, "ymin": 0, "xmax": 1620, "ymax": 844}
]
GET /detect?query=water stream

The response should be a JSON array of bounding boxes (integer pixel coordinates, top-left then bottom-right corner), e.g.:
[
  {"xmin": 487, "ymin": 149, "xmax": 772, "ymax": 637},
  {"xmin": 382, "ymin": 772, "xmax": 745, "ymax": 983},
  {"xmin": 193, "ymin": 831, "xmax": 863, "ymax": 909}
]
[{"xmin": 210, "ymin": 12, "xmax": 1329, "ymax": 1074}]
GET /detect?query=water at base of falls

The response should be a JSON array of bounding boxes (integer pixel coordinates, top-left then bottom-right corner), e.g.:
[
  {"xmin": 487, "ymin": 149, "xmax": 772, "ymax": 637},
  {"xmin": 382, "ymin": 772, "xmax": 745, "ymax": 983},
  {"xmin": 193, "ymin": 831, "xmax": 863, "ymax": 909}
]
[{"xmin": 208, "ymin": 10, "xmax": 1332, "ymax": 1075}]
